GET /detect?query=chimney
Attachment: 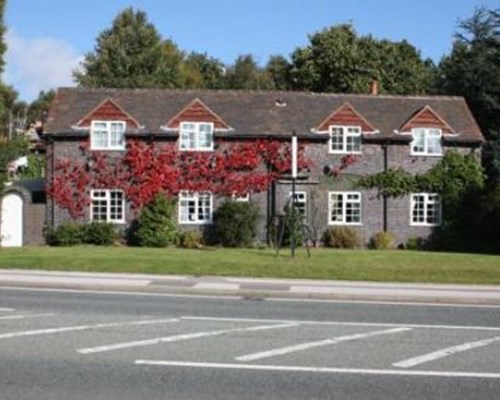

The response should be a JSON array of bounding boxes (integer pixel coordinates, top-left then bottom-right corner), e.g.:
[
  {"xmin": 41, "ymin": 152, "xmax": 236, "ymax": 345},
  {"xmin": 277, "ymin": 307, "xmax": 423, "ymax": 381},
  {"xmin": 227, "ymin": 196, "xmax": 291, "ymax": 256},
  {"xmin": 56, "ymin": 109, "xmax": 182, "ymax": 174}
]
[{"xmin": 370, "ymin": 79, "xmax": 379, "ymax": 95}]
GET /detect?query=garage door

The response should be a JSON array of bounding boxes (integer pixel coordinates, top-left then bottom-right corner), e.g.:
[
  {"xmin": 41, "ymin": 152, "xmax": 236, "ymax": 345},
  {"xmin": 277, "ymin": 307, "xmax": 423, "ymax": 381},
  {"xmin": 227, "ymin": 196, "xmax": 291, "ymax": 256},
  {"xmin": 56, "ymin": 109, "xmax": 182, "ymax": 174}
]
[{"xmin": 1, "ymin": 193, "xmax": 23, "ymax": 247}]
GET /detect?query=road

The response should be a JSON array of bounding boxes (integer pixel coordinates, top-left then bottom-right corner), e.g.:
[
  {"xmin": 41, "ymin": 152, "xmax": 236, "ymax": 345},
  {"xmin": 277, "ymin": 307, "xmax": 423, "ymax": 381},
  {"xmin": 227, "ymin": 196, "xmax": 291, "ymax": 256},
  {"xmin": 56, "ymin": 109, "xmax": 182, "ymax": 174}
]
[{"xmin": 0, "ymin": 286, "xmax": 499, "ymax": 399}]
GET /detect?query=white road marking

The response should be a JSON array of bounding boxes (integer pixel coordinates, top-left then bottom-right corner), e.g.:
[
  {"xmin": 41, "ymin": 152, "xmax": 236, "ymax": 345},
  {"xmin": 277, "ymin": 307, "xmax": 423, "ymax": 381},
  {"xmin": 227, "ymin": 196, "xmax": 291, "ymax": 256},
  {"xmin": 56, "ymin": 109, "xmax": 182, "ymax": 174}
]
[
  {"xmin": 0, "ymin": 286, "xmax": 242, "ymax": 300},
  {"xmin": 2, "ymin": 285, "xmax": 500, "ymax": 309},
  {"xmin": 135, "ymin": 360, "xmax": 500, "ymax": 379},
  {"xmin": 77, "ymin": 322, "xmax": 299, "ymax": 355},
  {"xmin": 268, "ymin": 297, "xmax": 500, "ymax": 309},
  {"xmin": 183, "ymin": 316, "xmax": 500, "ymax": 332},
  {"xmin": 393, "ymin": 336, "xmax": 500, "ymax": 368},
  {"xmin": 0, "ymin": 313, "xmax": 55, "ymax": 321},
  {"xmin": 0, "ymin": 318, "xmax": 179, "ymax": 340},
  {"xmin": 236, "ymin": 327, "xmax": 411, "ymax": 362},
  {"xmin": 0, "ymin": 307, "xmax": 14, "ymax": 312}
]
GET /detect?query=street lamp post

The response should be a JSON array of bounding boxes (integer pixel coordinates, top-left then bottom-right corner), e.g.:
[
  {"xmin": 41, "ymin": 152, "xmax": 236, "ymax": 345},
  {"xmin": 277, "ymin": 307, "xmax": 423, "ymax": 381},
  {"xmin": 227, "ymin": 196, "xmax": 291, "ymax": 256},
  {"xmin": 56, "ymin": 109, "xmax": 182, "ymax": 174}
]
[{"xmin": 291, "ymin": 130, "xmax": 298, "ymax": 258}]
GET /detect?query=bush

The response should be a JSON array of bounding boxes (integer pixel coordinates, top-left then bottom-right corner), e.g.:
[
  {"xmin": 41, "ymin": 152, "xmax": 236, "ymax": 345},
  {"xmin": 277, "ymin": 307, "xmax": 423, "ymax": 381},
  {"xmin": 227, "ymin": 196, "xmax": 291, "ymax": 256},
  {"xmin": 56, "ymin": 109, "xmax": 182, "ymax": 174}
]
[
  {"xmin": 213, "ymin": 201, "xmax": 259, "ymax": 247},
  {"xmin": 279, "ymin": 207, "xmax": 303, "ymax": 248},
  {"xmin": 83, "ymin": 222, "xmax": 117, "ymax": 246},
  {"xmin": 405, "ymin": 236, "xmax": 426, "ymax": 250},
  {"xmin": 135, "ymin": 194, "xmax": 177, "ymax": 247},
  {"xmin": 177, "ymin": 230, "xmax": 204, "ymax": 249},
  {"xmin": 45, "ymin": 222, "xmax": 83, "ymax": 246},
  {"xmin": 369, "ymin": 231, "xmax": 395, "ymax": 250},
  {"xmin": 322, "ymin": 227, "xmax": 361, "ymax": 249}
]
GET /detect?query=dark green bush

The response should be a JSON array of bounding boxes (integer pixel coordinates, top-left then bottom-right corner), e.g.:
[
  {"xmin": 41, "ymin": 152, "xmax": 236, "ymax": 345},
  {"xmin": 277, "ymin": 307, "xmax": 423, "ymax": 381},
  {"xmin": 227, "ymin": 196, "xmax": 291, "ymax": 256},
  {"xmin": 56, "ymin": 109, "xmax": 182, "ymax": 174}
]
[
  {"xmin": 369, "ymin": 231, "xmax": 395, "ymax": 250},
  {"xmin": 45, "ymin": 222, "xmax": 83, "ymax": 246},
  {"xmin": 177, "ymin": 230, "xmax": 204, "ymax": 248},
  {"xmin": 213, "ymin": 201, "xmax": 259, "ymax": 247},
  {"xmin": 322, "ymin": 227, "xmax": 361, "ymax": 249},
  {"xmin": 135, "ymin": 193, "xmax": 177, "ymax": 247},
  {"xmin": 405, "ymin": 236, "xmax": 426, "ymax": 250},
  {"xmin": 83, "ymin": 222, "xmax": 117, "ymax": 246},
  {"xmin": 279, "ymin": 207, "xmax": 303, "ymax": 247}
]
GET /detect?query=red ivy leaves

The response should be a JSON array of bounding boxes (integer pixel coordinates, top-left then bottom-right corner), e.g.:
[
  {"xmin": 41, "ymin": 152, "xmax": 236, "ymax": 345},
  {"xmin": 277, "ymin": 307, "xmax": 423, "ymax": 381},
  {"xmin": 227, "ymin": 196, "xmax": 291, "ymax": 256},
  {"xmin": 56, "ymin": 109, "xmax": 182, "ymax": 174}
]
[{"xmin": 48, "ymin": 138, "xmax": 313, "ymax": 218}]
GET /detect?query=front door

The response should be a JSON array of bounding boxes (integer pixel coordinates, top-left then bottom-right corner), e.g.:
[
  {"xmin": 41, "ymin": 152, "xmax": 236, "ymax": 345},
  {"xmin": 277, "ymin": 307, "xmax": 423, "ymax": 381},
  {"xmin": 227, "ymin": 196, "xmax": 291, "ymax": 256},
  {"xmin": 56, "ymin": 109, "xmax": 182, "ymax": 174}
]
[{"xmin": 1, "ymin": 193, "xmax": 23, "ymax": 247}]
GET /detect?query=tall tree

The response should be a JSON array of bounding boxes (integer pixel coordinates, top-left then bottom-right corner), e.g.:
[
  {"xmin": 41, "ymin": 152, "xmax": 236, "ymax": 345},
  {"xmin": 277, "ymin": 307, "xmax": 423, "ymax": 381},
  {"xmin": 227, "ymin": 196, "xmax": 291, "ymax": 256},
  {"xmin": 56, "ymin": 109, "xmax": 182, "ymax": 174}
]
[
  {"xmin": 223, "ymin": 54, "xmax": 273, "ymax": 90},
  {"xmin": 289, "ymin": 24, "xmax": 434, "ymax": 94},
  {"xmin": 74, "ymin": 8, "xmax": 180, "ymax": 88},
  {"xmin": 435, "ymin": 7, "xmax": 500, "ymax": 182},
  {"xmin": 265, "ymin": 55, "xmax": 292, "ymax": 90},
  {"xmin": 0, "ymin": 0, "xmax": 6, "ymax": 75},
  {"xmin": 180, "ymin": 52, "xmax": 225, "ymax": 89}
]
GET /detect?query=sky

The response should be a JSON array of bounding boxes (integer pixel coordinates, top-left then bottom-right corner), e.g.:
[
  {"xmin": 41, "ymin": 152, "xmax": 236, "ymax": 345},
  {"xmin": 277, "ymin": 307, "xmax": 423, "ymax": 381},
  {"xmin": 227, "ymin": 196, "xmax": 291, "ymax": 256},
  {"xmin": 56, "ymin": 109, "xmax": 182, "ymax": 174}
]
[{"xmin": 4, "ymin": 0, "xmax": 498, "ymax": 102}]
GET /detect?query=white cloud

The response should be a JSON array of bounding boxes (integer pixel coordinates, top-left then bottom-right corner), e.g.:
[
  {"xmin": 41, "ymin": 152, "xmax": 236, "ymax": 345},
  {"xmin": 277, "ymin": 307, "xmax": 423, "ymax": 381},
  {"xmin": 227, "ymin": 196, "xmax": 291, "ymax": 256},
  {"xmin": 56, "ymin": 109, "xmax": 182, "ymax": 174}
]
[{"xmin": 4, "ymin": 31, "xmax": 83, "ymax": 102}]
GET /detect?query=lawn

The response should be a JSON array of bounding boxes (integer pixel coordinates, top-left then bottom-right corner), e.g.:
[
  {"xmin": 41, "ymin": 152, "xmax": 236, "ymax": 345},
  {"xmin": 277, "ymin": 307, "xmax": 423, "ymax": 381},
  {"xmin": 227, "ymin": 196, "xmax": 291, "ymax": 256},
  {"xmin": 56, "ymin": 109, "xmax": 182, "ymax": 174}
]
[{"xmin": 0, "ymin": 246, "xmax": 499, "ymax": 285}]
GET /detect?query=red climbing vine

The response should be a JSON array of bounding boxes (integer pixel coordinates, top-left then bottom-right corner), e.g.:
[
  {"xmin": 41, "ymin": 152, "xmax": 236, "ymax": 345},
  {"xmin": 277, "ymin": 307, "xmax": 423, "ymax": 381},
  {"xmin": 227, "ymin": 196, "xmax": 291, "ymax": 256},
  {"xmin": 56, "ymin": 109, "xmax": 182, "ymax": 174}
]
[{"xmin": 47, "ymin": 138, "xmax": 313, "ymax": 218}]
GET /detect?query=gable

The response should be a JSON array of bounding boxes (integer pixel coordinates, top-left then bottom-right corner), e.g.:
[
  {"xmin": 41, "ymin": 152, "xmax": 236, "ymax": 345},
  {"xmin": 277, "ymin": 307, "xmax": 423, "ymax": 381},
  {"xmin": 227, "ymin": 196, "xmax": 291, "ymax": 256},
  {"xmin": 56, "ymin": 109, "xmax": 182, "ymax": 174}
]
[
  {"xmin": 75, "ymin": 98, "xmax": 141, "ymax": 129},
  {"xmin": 164, "ymin": 98, "xmax": 231, "ymax": 130},
  {"xmin": 314, "ymin": 102, "xmax": 376, "ymax": 133},
  {"xmin": 400, "ymin": 105, "xmax": 454, "ymax": 134}
]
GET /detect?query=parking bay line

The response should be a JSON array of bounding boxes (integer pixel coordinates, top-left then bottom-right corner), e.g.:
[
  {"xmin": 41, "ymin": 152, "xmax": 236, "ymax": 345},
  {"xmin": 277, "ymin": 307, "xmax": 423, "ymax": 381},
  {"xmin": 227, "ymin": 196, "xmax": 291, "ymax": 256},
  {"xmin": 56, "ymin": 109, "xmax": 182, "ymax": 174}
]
[
  {"xmin": 393, "ymin": 336, "xmax": 500, "ymax": 368},
  {"xmin": 0, "ymin": 308, "xmax": 14, "ymax": 312},
  {"xmin": 77, "ymin": 322, "xmax": 299, "ymax": 355},
  {"xmin": 0, "ymin": 318, "xmax": 179, "ymax": 340},
  {"xmin": 135, "ymin": 360, "xmax": 500, "ymax": 379},
  {"xmin": 183, "ymin": 316, "xmax": 500, "ymax": 332},
  {"xmin": 236, "ymin": 327, "xmax": 411, "ymax": 362},
  {"xmin": 0, "ymin": 313, "xmax": 55, "ymax": 321}
]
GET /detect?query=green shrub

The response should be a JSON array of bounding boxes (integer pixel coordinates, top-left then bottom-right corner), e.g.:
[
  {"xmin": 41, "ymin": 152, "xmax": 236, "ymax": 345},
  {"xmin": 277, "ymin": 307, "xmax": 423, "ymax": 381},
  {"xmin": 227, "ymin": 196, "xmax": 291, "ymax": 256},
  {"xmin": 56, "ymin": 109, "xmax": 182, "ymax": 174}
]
[
  {"xmin": 369, "ymin": 231, "xmax": 395, "ymax": 250},
  {"xmin": 279, "ymin": 207, "xmax": 303, "ymax": 248},
  {"xmin": 135, "ymin": 194, "xmax": 177, "ymax": 247},
  {"xmin": 177, "ymin": 230, "xmax": 204, "ymax": 249},
  {"xmin": 83, "ymin": 222, "xmax": 117, "ymax": 246},
  {"xmin": 322, "ymin": 227, "xmax": 361, "ymax": 249},
  {"xmin": 405, "ymin": 236, "xmax": 426, "ymax": 250},
  {"xmin": 213, "ymin": 201, "xmax": 259, "ymax": 247},
  {"xmin": 45, "ymin": 222, "xmax": 84, "ymax": 246}
]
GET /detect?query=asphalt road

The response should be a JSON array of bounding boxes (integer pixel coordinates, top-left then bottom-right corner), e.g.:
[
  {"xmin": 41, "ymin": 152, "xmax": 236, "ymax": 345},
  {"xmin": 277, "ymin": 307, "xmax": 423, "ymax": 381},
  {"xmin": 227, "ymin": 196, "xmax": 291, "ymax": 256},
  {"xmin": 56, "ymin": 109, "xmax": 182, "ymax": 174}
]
[{"xmin": 0, "ymin": 286, "xmax": 499, "ymax": 400}]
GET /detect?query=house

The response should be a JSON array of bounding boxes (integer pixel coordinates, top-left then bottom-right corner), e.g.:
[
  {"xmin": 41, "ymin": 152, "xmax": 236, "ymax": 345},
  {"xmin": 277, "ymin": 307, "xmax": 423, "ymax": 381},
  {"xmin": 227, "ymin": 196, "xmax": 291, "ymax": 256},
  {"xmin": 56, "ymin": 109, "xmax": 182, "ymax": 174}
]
[{"xmin": 43, "ymin": 87, "xmax": 484, "ymax": 246}]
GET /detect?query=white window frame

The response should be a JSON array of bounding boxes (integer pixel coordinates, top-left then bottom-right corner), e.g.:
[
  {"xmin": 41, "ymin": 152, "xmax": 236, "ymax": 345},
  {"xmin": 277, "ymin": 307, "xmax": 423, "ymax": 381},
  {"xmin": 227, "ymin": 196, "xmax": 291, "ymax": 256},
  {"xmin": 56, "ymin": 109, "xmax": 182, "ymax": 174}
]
[
  {"xmin": 232, "ymin": 193, "xmax": 250, "ymax": 202},
  {"xmin": 90, "ymin": 189, "xmax": 125, "ymax": 223},
  {"xmin": 329, "ymin": 125, "xmax": 362, "ymax": 154},
  {"xmin": 178, "ymin": 191, "xmax": 213, "ymax": 224},
  {"xmin": 328, "ymin": 192, "xmax": 362, "ymax": 225},
  {"xmin": 90, "ymin": 121, "xmax": 126, "ymax": 150},
  {"xmin": 179, "ymin": 122, "xmax": 214, "ymax": 151},
  {"xmin": 410, "ymin": 193, "xmax": 442, "ymax": 226},
  {"xmin": 289, "ymin": 191, "xmax": 307, "ymax": 218},
  {"xmin": 410, "ymin": 128, "xmax": 443, "ymax": 156}
]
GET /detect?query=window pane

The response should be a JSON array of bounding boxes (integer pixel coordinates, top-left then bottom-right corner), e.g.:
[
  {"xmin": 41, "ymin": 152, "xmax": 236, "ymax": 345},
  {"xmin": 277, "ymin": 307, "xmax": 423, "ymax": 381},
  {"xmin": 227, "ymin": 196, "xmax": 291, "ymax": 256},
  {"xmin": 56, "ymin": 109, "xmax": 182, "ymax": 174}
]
[
  {"xmin": 198, "ymin": 125, "xmax": 213, "ymax": 149},
  {"xmin": 411, "ymin": 130, "xmax": 426, "ymax": 154},
  {"xmin": 329, "ymin": 193, "xmax": 343, "ymax": 223},
  {"xmin": 110, "ymin": 123, "xmax": 125, "ymax": 148},
  {"xmin": 330, "ymin": 127, "xmax": 344, "ymax": 152},
  {"xmin": 197, "ymin": 193, "xmax": 212, "ymax": 222},
  {"xmin": 346, "ymin": 134, "xmax": 361, "ymax": 152}
]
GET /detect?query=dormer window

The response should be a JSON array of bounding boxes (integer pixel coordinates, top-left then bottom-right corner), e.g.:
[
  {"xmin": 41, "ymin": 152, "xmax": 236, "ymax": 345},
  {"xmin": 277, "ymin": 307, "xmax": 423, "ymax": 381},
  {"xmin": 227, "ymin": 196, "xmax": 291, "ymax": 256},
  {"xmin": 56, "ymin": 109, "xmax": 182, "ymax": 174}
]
[
  {"xmin": 90, "ymin": 121, "xmax": 126, "ymax": 150},
  {"xmin": 410, "ymin": 128, "xmax": 443, "ymax": 156},
  {"xmin": 329, "ymin": 126, "xmax": 362, "ymax": 154},
  {"xmin": 180, "ymin": 122, "xmax": 214, "ymax": 151}
]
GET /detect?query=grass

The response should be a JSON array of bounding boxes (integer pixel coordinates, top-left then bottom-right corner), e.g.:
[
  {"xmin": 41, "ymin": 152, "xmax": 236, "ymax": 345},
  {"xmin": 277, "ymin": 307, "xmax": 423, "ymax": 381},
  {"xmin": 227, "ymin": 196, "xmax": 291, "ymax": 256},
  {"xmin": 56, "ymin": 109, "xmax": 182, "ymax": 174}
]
[{"xmin": 0, "ymin": 246, "xmax": 499, "ymax": 285}]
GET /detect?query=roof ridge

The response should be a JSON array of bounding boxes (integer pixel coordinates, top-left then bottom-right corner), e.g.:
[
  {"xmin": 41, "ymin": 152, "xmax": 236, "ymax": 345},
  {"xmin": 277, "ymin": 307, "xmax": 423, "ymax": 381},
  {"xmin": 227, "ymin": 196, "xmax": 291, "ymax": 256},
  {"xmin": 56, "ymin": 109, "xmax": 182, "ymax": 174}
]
[{"xmin": 56, "ymin": 87, "xmax": 464, "ymax": 101}]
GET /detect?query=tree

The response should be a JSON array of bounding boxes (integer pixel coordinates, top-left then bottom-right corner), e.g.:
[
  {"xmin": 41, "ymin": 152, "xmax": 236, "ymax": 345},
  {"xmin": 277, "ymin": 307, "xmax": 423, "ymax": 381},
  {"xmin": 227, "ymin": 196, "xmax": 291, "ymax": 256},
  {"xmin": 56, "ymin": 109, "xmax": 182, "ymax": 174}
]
[
  {"xmin": 434, "ymin": 7, "xmax": 500, "ymax": 182},
  {"xmin": 74, "ymin": 7, "xmax": 180, "ymax": 88},
  {"xmin": 223, "ymin": 54, "xmax": 273, "ymax": 90},
  {"xmin": 289, "ymin": 24, "xmax": 434, "ymax": 94},
  {"xmin": 180, "ymin": 52, "xmax": 225, "ymax": 89},
  {"xmin": 265, "ymin": 55, "xmax": 292, "ymax": 90},
  {"xmin": 27, "ymin": 90, "xmax": 55, "ymax": 125},
  {"xmin": 0, "ymin": 0, "xmax": 6, "ymax": 75}
]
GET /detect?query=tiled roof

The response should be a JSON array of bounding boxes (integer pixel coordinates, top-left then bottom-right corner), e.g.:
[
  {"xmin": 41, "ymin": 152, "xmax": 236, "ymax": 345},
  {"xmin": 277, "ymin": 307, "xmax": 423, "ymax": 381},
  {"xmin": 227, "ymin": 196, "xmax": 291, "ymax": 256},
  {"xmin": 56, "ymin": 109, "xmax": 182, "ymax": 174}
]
[{"xmin": 45, "ymin": 87, "xmax": 484, "ymax": 143}]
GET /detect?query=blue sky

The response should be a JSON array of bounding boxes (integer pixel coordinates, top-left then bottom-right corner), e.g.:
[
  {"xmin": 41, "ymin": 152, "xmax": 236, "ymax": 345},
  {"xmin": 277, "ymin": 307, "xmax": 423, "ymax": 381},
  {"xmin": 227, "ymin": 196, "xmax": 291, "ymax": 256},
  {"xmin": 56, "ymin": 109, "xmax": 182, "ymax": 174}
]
[{"xmin": 4, "ymin": 0, "xmax": 498, "ymax": 102}]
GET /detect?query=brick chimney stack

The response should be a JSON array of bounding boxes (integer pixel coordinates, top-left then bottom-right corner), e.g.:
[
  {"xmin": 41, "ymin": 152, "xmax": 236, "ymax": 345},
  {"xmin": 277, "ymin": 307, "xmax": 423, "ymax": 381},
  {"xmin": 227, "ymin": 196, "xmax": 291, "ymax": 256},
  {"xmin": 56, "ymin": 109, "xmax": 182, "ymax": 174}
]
[{"xmin": 370, "ymin": 79, "xmax": 379, "ymax": 95}]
